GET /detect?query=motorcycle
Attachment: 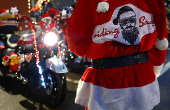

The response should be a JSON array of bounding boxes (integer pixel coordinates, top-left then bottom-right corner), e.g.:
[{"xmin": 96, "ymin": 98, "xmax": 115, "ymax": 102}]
[{"xmin": 1, "ymin": 12, "xmax": 68, "ymax": 106}]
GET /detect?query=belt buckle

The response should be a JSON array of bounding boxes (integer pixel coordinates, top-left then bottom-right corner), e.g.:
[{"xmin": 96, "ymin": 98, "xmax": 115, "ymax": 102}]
[{"xmin": 134, "ymin": 53, "xmax": 141, "ymax": 64}]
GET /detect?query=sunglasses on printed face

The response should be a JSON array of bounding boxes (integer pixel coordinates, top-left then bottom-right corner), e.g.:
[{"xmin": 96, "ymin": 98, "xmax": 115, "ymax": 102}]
[{"xmin": 118, "ymin": 16, "xmax": 136, "ymax": 26}]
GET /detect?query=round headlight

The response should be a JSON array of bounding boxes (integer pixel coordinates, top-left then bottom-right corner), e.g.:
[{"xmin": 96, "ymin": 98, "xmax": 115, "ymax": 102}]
[{"xmin": 44, "ymin": 32, "xmax": 58, "ymax": 46}]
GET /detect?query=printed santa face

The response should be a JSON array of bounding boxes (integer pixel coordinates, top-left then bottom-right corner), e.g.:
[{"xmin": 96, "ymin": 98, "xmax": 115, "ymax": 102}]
[
  {"xmin": 119, "ymin": 11, "xmax": 136, "ymax": 31},
  {"xmin": 115, "ymin": 6, "xmax": 139, "ymax": 45},
  {"xmin": 92, "ymin": 4, "xmax": 155, "ymax": 45}
]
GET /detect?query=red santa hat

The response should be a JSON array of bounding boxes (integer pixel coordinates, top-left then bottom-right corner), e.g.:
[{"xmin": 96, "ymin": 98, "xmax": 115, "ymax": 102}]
[
  {"xmin": 0, "ymin": 9, "xmax": 9, "ymax": 16},
  {"xmin": 0, "ymin": 7, "xmax": 18, "ymax": 16},
  {"xmin": 42, "ymin": 14, "xmax": 51, "ymax": 18},
  {"xmin": 46, "ymin": 9, "xmax": 60, "ymax": 16},
  {"xmin": 2, "ymin": 56, "xmax": 9, "ymax": 62},
  {"xmin": 41, "ymin": 14, "xmax": 52, "ymax": 21},
  {"xmin": 10, "ymin": 52, "xmax": 17, "ymax": 57},
  {"xmin": 96, "ymin": 0, "xmax": 109, "ymax": 13},
  {"xmin": 41, "ymin": 9, "xmax": 60, "ymax": 21}
]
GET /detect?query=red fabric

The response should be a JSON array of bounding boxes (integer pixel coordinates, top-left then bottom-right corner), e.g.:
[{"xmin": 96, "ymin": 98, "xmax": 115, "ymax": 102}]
[
  {"xmin": 67, "ymin": 0, "xmax": 168, "ymax": 88},
  {"xmin": 147, "ymin": 0, "xmax": 168, "ymax": 66},
  {"xmin": 42, "ymin": 14, "xmax": 50, "ymax": 18},
  {"xmin": 102, "ymin": 0, "xmax": 108, "ymax": 2},
  {"xmin": 85, "ymin": 107, "xmax": 88, "ymax": 110},
  {"xmin": 46, "ymin": 9, "xmax": 60, "ymax": 15},
  {"xmin": 10, "ymin": 64, "xmax": 19, "ymax": 71},
  {"xmin": 60, "ymin": 24, "xmax": 68, "ymax": 44},
  {"xmin": 3, "ymin": 56, "xmax": 9, "ymax": 61},
  {"xmin": 38, "ymin": 21, "xmax": 56, "ymax": 30},
  {"xmin": 0, "ymin": 9, "xmax": 7, "ymax": 15},
  {"xmin": 30, "ymin": 8, "xmax": 38, "ymax": 12},
  {"xmin": 81, "ymin": 62, "xmax": 155, "ymax": 89}
]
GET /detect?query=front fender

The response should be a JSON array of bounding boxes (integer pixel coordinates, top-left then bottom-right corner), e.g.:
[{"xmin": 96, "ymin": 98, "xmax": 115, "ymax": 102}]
[{"xmin": 46, "ymin": 57, "xmax": 68, "ymax": 73}]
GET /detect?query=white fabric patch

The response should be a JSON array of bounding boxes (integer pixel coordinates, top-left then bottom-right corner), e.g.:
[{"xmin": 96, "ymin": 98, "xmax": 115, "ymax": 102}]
[
  {"xmin": 92, "ymin": 4, "xmax": 156, "ymax": 45},
  {"xmin": 75, "ymin": 79, "xmax": 160, "ymax": 110}
]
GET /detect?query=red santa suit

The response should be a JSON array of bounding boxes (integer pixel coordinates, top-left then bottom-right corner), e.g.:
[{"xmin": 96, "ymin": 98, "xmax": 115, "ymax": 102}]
[
  {"xmin": 38, "ymin": 13, "xmax": 56, "ymax": 30},
  {"xmin": 38, "ymin": 9, "xmax": 60, "ymax": 30},
  {"xmin": 67, "ymin": 0, "xmax": 168, "ymax": 110}
]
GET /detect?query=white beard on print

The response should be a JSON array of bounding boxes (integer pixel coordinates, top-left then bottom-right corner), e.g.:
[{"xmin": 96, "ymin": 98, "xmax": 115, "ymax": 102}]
[
  {"xmin": 92, "ymin": 3, "xmax": 156, "ymax": 45},
  {"xmin": 122, "ymin": 26, "xmax": 139, "ymax": 45}
]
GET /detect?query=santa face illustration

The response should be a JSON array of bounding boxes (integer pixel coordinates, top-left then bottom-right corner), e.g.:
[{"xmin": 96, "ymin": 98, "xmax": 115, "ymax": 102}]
[{"xmin": 113, "ymin": 6, "xmax": 139, "ymax": 45}]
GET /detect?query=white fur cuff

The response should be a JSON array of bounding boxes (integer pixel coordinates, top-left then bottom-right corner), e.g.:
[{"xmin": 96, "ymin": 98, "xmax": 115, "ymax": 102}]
[
  {"xmin": 96, "ymin": 2, "xmax": 109, "ymax": 13},
  {"xmin": 153, "ymin": 63, "xmax": 164, "ymax": 77},
  {"xmin": 155, "ymin": 38, "xmax": 169, "ymax": 51}
]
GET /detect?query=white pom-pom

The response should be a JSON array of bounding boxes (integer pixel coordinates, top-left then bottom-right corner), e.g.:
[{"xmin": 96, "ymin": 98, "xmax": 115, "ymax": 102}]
[
  {"xmin": 96, "ymin": 2, "xmax": 109, "ymax": 13},
  {"xmin": 155, "ymin": 38, "xmax": 169, "ymax": 51}
]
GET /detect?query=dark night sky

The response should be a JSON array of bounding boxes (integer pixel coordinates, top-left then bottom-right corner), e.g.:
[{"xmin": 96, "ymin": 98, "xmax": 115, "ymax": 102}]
[{"xmin": 52, "ymin": 0, "xmax": 75, "ymax": 11}]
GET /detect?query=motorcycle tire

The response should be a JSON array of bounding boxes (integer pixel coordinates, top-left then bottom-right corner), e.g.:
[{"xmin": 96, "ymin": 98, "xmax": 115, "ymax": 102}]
[{"xmin": 46, "ymin": 70, "xmax": 67, "ymax": 107}]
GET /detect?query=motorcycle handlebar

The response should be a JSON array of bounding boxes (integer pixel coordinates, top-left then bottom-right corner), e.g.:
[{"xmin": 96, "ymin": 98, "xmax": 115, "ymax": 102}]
[{"xmin": 6, "ymin": 18, "xmax": 16, "ymax": 21}]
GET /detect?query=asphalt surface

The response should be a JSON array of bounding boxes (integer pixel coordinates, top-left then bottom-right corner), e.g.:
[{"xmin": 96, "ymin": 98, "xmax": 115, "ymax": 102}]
[
  {"xmin": 153, "ymin": 46, "xmax": 170, "ymax": 110},
  {"xmin": 0, "ymin": 66, "xmax": 85, "ymax": 110},
  {"xmin": 0, "ymin": 47, "xmax": 170, "ymax": 110}
]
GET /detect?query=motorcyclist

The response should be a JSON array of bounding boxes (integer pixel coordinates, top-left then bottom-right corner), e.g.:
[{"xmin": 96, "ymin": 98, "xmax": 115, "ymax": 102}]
[{"xmin": 35, "ymin": 9, "xmax": 60, "ymax": 38}]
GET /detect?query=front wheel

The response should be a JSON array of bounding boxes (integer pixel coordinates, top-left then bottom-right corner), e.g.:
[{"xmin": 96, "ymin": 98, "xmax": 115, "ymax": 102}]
[{"xmin": 45, "ymin": 70, "xmax": 67, "ymax": 107}]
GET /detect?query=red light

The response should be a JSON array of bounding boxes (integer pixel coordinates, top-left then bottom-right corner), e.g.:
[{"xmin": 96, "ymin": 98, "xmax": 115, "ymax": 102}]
[{"xmin": 0, "ymin": 46, "xmax": 5, "ymax": 49}]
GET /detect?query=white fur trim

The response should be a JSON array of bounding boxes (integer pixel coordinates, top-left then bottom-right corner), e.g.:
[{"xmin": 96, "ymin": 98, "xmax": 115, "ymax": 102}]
[
  {"xmin": 75, "ymin": 80, "xmax": 160, "ymax": 110},
  {"xmin": 3, "ymin": 56, "xmax": 9, "ymax": 62},
  {"xmin": 10, "ymin": 54, "xmax": 17, "ymax": 57},
  {"xmin": 153, "ymin": 63, "xmax": 164, "ymax": 78},
  {"xmin": 155, "ymin": 38, "xmax": 169, "ymax": 51},
  {"xmin": 96, "ymin": 2, "xmax": 109, "ymax": 13},
  {"xmin": 6, "ymin": 34, "xmax": 18, "ymax": 48},
  {"xmin": 0, "ymin": 10, "xmax": 9, "ymax": 16}
]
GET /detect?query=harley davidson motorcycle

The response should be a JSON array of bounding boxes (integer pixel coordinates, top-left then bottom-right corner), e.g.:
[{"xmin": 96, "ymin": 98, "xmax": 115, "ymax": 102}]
[{"xmin": 0, "ymin": 14, "xmax": 68, "ymax": 106}]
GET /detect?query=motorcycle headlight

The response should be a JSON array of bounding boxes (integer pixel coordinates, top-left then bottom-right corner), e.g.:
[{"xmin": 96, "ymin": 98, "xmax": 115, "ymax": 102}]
[{"xmin": 44, "ymin": 32, "xmax": 58, "ymax": 46}]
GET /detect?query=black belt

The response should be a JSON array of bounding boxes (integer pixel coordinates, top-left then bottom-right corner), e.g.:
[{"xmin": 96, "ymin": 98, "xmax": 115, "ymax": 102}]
[{"xmin": 92, "ymin": 51, "xmax": 149, "ymax": 69}]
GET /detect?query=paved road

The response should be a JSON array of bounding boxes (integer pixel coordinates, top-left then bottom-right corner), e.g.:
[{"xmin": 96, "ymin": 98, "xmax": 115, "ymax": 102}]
[
  {"xmin": 153, "ymin": 46, "xmax": 170, "ymax": 110},
  {"xmin": 0, "ymin": 46, "xmax": 170, "ymax": 110},
  {"xmin": 0, "ymin": 67, "xmax": 85, "ymax": 110}
]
